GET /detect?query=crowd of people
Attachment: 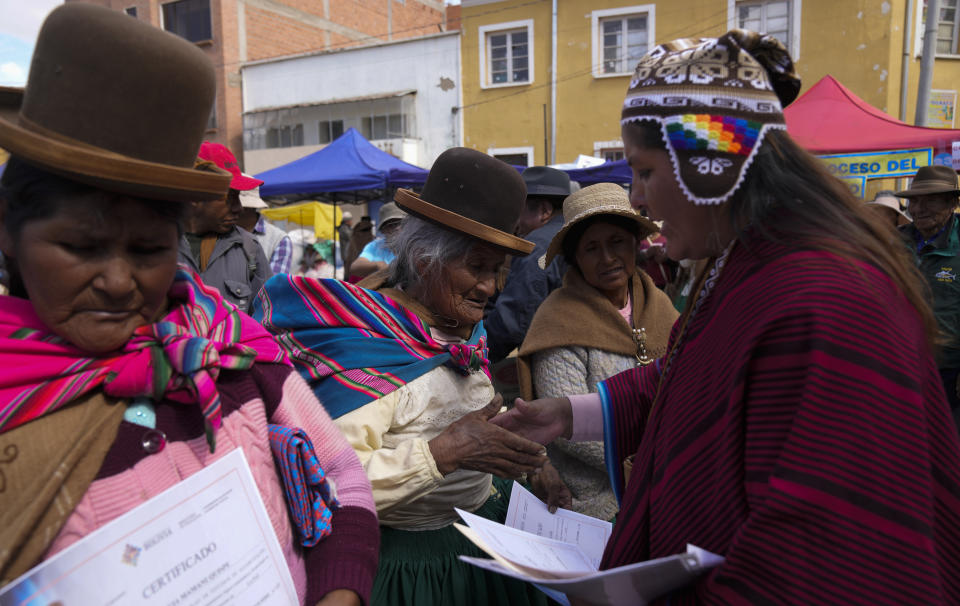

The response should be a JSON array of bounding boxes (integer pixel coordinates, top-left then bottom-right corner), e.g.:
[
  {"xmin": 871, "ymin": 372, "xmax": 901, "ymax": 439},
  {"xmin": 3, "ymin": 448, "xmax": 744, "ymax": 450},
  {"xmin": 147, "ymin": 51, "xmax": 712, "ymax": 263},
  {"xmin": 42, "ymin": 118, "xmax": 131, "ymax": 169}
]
[{"xmin": 1, "ymin": 4, "xmax": 960, "ymax": 606}]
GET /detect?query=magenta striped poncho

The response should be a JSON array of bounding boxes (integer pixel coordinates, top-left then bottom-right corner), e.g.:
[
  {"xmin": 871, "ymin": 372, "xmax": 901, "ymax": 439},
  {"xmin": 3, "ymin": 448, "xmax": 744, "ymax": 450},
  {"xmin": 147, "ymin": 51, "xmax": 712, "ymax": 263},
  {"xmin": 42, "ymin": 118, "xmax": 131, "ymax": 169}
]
[{"xmin": 598, "ymin": 238, "xmax": 960, "ymax": 604}]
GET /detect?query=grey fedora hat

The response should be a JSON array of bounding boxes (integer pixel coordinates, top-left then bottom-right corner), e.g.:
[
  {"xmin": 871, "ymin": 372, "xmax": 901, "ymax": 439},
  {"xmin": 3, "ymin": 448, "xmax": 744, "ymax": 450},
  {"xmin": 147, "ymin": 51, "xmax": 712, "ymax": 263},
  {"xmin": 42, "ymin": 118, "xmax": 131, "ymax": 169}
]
[{"xmin": 521, "ymin": 166, "xmax": 571, "ymax": 200}]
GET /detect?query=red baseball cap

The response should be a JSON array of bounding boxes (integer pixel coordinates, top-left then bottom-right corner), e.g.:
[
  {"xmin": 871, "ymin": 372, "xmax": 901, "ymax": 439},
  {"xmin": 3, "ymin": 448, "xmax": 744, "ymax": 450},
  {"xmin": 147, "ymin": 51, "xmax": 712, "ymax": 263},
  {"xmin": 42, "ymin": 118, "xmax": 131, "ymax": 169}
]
[{"xmin": 198, "ymin": 141, "xmax": 264, "ymax": 191}]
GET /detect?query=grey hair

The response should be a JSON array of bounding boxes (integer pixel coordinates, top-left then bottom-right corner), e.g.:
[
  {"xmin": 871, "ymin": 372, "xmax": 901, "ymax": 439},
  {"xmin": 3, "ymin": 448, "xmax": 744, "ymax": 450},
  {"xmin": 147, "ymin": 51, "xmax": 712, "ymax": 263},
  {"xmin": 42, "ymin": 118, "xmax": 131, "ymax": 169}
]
[{"xmin": 386, "ymin": 216, "xmax": 475, "ymax": 290}]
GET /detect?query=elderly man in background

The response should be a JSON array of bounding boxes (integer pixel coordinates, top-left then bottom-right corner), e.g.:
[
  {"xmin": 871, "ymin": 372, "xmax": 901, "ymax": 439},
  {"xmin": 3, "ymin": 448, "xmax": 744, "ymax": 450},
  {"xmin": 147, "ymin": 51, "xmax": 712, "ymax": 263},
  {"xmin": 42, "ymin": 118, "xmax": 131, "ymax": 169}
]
[
  {"xmin": 237, "ymin": 178, "xmax": 293, "ymax": 274},
  {"xmin": 179, "ymin": 142, "xmax": 271, "ymax": 313},
  {"xmin": 897, "ymin": 165, "xmax": 960, "ymax": 429},
  {"xmin": 485, "ymin": 166, "xmax": 572, "ymax": 362}
]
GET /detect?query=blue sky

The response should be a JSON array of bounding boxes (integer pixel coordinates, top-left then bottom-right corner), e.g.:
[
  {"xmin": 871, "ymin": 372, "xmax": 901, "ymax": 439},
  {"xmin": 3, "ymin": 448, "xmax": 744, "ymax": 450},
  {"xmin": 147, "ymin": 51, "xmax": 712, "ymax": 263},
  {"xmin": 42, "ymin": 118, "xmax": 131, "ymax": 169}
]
[{"xmin": 0, "ymin": 0, "xmax": 63, "ymax": 86}]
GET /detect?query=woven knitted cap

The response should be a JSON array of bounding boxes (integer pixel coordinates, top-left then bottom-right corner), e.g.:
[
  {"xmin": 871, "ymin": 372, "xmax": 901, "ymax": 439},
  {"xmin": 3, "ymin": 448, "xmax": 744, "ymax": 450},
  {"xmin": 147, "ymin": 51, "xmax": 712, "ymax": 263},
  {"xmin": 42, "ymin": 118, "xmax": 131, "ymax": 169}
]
[{"xmin": 621, "ymin": 29, "xmax": 800, "ymax": 205}]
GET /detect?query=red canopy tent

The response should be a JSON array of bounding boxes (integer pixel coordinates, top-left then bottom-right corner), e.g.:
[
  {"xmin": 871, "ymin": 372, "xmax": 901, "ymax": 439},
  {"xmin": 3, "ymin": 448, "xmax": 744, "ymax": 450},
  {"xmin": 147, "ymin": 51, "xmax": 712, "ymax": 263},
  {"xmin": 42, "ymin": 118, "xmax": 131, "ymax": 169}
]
[{"xmin": 784, "ymin": 75, "xmax": 960, "ymax": 155}]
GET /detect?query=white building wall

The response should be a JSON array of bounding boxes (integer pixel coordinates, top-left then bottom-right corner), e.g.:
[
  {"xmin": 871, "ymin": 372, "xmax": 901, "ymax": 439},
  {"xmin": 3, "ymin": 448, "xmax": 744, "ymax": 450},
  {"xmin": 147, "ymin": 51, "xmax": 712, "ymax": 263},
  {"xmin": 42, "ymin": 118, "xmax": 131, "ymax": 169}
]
[{"xmin": 242, "ymin": 32, "xmax": 461, "ymax": 173}]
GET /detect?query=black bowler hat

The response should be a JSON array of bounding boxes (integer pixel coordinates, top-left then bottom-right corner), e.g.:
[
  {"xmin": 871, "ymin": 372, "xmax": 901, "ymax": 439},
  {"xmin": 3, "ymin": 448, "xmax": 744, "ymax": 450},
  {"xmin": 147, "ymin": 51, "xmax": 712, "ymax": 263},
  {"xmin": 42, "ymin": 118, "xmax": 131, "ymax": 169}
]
[
  {"xmin": 522, "ymin": 166, "xmax": 571, "ymax": 203},
  {"xmin": 394, "ymin": 148, "xmax": 535, "ymax": 255}
]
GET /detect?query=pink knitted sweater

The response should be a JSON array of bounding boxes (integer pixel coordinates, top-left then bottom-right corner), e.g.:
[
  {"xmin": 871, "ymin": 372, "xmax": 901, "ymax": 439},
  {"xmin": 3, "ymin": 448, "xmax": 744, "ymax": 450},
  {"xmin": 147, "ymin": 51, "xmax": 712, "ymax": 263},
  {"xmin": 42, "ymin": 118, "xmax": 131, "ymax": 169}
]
[{"xmin": 45, "ymin": 363, "xmax": 379, "ymax": 605}]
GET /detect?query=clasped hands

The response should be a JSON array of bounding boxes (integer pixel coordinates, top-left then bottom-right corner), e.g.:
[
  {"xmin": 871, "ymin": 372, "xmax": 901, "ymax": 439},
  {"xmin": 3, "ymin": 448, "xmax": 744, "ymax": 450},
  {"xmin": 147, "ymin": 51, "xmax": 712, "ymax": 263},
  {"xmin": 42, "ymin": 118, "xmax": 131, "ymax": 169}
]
[
  {"xmin": 428, "ymin": 394, "xmax": 576, "ymax": 512},
  {"xmin": 428, "ymin": 393, "xmax": 548, "ymax": 478}
]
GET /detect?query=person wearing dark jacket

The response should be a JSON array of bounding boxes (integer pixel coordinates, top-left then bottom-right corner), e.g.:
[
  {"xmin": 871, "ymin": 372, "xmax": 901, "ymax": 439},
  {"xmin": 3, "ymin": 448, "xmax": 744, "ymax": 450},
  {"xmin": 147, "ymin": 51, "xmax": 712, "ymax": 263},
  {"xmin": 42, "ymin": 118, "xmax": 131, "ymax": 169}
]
[
  {"xmin": 178, "ymin": 142, "xmax": 271, "ymax": 313},
  {"xmin": 896, "ymin": 165, "xmax": 960, "ymax": 430},
  {"xmin": 485, "ymin": 166, "xmax": 572, "ymax": 361}
]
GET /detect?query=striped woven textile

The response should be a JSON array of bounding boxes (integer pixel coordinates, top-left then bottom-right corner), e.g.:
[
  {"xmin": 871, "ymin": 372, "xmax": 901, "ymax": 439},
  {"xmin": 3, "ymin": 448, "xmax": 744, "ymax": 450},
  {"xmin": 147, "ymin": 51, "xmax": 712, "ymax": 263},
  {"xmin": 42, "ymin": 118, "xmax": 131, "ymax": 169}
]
[
  {"xmin": 0, "ymin": 269, "xmax": 288, "ymax": 452},
  {"xmin": 598, "ymin": 238, "xmax": 960, "ymax": 604},
  {"xmin": 268, "ymin": 424, "xmax": 339, "ymax": 547},
  {"xmin": 254, "ymin": 274, "xmax": 490, "ymax": 419}
]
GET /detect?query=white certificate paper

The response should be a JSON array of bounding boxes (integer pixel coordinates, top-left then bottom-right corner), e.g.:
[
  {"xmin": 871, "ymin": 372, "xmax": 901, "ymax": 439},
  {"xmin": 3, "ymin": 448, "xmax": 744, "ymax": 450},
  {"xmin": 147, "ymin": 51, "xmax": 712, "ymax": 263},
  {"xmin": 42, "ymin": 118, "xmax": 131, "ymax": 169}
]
[
  {"xmin": 1, "ymin": 448, "xmax": 298, "ymax": 606},
  {"xmin": 502, "ymin": 481, "xmax": 612, "ymax": 568}
]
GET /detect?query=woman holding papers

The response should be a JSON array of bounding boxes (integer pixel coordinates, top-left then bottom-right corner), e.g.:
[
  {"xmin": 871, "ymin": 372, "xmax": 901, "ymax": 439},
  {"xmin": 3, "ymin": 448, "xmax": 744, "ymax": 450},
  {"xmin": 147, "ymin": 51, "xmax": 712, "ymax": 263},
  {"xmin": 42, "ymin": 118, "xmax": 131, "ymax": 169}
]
[
  {"xmin": 0, "ymin": 6, "xmax": 377, "ymax": 604},
  {"xmin": 494, "ymin": 30, "xmax": 960, "ymax": 604},
  {"xmin": 255, "ymin": 147, "xmax": 558, "ymax": 606}
]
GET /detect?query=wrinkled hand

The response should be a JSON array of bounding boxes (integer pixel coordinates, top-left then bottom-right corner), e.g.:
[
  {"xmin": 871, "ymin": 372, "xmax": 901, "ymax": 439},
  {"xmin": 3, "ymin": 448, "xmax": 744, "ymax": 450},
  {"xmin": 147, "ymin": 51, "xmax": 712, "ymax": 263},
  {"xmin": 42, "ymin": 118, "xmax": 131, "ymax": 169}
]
[
  {"xmin": 429, "ymin": 394, "xmax": 548, "ymax": 478},
  {"xmin": 530, "ymin": 461, "xmax": 572, "ymax": 513},
  {"xmin": 490, "ymin": 397, "xmax": 572, "ymax": 445},
  {"xmin": 315, "ymin": 589, "xmax": 361, "ymax": 606}
]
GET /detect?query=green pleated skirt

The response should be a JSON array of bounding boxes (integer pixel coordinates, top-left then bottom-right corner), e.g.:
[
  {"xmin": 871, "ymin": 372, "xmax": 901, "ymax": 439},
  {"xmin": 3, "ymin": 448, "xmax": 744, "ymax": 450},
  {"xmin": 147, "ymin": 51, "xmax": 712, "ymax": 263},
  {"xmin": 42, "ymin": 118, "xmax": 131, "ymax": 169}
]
[{"xmin": 371, "ymin": 477, "xmax": 549, "ymax": 606}]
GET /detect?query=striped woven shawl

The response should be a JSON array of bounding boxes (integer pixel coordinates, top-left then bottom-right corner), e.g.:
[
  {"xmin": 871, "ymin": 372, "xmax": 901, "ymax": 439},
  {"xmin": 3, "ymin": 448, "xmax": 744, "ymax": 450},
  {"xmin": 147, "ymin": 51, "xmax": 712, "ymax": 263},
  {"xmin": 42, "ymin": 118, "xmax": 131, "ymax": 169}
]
[
  {"xmin": 0, "ymin": 269, "xmax": 288, "ymax": 451},
  {"xmin": 254, "ymin": 275, "xmax": 490, "ymax": 419}
]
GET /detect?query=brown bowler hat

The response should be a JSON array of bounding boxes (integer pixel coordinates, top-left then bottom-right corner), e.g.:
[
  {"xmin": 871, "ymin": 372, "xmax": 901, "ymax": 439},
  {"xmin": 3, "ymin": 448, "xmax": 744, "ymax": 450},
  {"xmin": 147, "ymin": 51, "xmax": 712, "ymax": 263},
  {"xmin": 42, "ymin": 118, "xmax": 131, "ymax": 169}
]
[
  {"xmin": 0, "ymin": 4, "xmax": 230, "ymax": 202},
  {"xmin": 895, "ymin": 165, "xmax": 960, "ymax": 198},
  {"xmin": 394, "ymin": 148, "xmax": 535, "ymax": 255}
]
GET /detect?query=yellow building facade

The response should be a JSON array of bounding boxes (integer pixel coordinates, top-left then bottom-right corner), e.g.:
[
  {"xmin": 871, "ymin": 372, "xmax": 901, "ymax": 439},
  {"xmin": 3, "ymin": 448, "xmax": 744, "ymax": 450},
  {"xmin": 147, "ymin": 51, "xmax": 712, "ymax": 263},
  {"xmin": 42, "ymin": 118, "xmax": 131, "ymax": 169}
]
[{"xmin": 460, "ymin": 0, "xmax": 960, "ymax": 177}]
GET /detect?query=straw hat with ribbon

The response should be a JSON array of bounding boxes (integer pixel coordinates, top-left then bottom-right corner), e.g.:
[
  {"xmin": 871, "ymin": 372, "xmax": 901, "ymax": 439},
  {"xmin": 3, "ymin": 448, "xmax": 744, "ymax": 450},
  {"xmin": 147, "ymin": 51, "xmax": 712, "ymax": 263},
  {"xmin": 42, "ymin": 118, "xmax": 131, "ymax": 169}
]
[
  {"xmin": 394, "ymin": 147, "xmax": 535, "ymax": 256},
  {"xmin": 0, "ymin": 4, "xmax": 229, "ymax": 202},
  {"xmin": 540, "ymin": 183, "xmax": 657, "ymax": 269}
]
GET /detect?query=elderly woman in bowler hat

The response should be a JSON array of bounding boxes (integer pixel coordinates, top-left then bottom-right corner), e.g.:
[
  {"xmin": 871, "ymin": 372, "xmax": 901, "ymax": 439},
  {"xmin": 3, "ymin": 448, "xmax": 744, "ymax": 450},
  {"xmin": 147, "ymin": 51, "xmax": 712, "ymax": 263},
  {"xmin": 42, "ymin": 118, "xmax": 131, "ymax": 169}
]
[
  {"xmin": 896, "ymin": 164, "xmax": 960, "ymax": 428},
  {"xmin": 255, "ymin": 148, "xmax": 558, "ymax": 605},
  {"xmin": 494, "ymin": 30, "xmax": 960, "ymax": 603},
  {"xmin": 0, "ymin": 6, "xmax": 378, "ymax": 604},
  {"xmin": 516, "ymin": 183, "xmax": 678, "ymax": 521}
]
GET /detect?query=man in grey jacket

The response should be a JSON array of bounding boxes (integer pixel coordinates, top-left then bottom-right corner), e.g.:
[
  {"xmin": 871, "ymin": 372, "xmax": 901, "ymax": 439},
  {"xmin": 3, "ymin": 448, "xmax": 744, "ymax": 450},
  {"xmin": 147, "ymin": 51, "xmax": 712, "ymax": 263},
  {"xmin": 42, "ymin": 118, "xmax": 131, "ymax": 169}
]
[
  {"xmin": 178, "ymin": 142, "xmax": 270, "ymax": 313},
  {"xmin": 485, "ymin": 166, "xmax": 572, "ymax": 361}
]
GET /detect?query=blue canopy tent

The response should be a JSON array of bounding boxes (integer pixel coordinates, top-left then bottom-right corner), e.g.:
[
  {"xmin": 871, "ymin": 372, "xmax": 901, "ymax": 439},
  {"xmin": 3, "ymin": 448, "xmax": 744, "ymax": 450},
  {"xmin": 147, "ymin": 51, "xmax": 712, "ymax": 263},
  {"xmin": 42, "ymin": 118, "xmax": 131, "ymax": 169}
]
[
  {"xmin": 253, "ymin": 128, "xmax": 428, "ymax": 277},
  {"xmin": 564, "ymin": 159, "xmax": 631, "ymax": 186},
  {"xmin": 255, "ymin": 127, "xmax": 428, "ymax": 197}
]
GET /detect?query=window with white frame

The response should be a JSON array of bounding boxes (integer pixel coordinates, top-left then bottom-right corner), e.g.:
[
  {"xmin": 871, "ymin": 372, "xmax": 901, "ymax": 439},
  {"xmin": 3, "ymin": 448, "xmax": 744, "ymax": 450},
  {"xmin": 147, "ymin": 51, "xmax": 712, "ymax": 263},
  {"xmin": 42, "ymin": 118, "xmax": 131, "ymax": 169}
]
[
  {"xmin": 935, "ymin": 0, "xmax": 960, "ymax": 54},
  {"xmin": 729, "ymin": 0, "xmax": 799, "ymax": 57},
  {"xmin": 592, "ymin": 6, "xmax": 655, "ymax": 77},
  {"xmin": 478, "ymin": 20, "xmax": 534, "ymax": 88},
  {"xmin": 318, "ymin": 120, "xmax": 344, "ymax": 144},
  {"xmin": 601, "ymin": 148, "xmax": 625, "ymax": 162},
  {"xmin": 594, "ymin": 139, "xmax": 624, "ymax": 162},
  {"xmin": 489, "ymin": 146, "xmax": 533, "ymax": 167},
  {"xmin": 361, "ymin": 114, "xmax": 407, "ymax": 140},
  {"xmin": 266, "ymin": 124, "xmax": 303, "ymax": 149},
  {"xmin": 914, "ymin": 0, "xmax": 960, "ymax": 56}
]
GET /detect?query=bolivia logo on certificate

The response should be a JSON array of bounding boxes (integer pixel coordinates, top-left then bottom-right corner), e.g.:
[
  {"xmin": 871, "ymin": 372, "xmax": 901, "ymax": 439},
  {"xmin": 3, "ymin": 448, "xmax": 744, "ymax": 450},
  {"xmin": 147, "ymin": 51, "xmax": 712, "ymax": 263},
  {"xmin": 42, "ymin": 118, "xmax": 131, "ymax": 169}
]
[{"xmin": 0, "ymin": 449, "xmax": 299, "ymax": 606}]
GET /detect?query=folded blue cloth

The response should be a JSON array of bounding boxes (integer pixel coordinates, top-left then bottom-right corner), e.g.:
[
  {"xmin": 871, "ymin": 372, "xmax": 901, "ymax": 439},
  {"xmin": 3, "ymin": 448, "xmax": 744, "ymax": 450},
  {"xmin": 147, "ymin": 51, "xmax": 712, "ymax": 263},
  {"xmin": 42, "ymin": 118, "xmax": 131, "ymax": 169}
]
[{"xmin": 268, "ymin": 424, "xmax": 339, "ymax": 547}]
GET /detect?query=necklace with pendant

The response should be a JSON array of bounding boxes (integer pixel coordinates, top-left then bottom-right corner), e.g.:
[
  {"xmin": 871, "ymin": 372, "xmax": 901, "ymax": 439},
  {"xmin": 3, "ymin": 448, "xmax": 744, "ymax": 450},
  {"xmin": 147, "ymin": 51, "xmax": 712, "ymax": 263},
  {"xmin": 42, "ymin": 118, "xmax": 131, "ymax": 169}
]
[{"xmin": 632, "ymin": 327, "xmax": 653, "ymax": 366}]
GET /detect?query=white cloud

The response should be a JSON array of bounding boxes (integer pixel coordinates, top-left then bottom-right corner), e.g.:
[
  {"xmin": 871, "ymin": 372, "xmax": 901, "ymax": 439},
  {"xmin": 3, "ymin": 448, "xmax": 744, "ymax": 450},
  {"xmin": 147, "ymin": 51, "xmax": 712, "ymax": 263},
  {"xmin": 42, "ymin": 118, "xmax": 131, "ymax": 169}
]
[
  {"xmin": 0, "ymin": 0, "xmax": 64, "ymax": 43},
  {"xmin": 0, "ymin": 61, "xmax": 26, "ymax": 86}
]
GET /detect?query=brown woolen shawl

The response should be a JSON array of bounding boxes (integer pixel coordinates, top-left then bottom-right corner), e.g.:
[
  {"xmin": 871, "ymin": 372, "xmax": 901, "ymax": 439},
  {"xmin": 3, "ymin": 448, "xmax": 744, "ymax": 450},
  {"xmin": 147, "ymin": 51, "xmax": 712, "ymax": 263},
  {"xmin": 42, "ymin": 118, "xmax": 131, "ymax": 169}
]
[
  {"xmin": 0, "ymin": 392, "xmax": 125, "ymax": 583},
  {"xmin": 516, "ymin": 267, "xmax": 678, "ymax": 401}
]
